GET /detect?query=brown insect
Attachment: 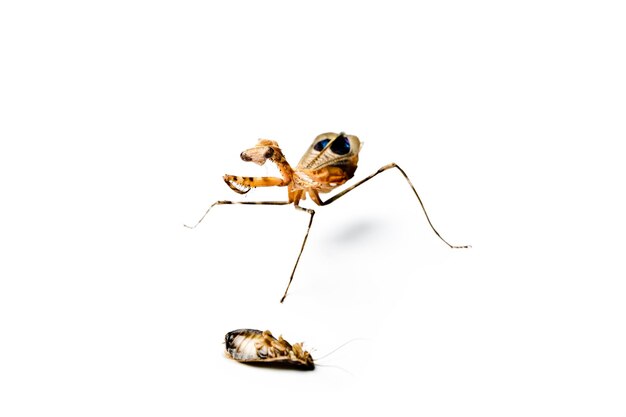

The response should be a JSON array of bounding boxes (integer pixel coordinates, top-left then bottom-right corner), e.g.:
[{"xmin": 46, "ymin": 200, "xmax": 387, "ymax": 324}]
[
  {"xmin": 225, "ymin": 329, "xmax": 314, "ymax": 370},
  {"xmin": 185, "ymin": 132, "xmax": 469, "ymax": 303}
]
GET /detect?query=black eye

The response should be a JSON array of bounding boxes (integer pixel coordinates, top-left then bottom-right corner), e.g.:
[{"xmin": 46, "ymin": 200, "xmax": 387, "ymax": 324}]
[
  {"xmin": 313, "ymin": 139, "xmax": 330, "ymax": 151},
  {"xmin": 330, "ymin": 135, "xmax": 351, "ymax": 155}
]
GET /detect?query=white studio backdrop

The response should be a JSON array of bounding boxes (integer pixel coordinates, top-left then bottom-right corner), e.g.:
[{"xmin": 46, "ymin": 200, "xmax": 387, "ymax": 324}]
[{"xmin": 1, "ymin": 1, "xmax": 625, "ymax": 416}]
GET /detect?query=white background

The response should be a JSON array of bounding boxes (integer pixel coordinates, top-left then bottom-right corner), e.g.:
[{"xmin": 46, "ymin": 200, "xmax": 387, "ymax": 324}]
[{"xmin": 1, "ymin": 1, "xmax": 625, "ymax": 416}]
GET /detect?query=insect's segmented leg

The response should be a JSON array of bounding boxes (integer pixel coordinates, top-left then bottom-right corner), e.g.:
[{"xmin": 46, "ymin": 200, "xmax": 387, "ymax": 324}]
[
  {"xmin": 224, "ymin": 175, "xmax": 288, "ymax": 188},
  {"xmin": 280, "ymin": 204, "xmax": 315, "ymax": 303},
  {"xmin": 321, "ymin": 163, "xmax": 470, "ymax": 249},
  {"xmin": 185, "ymin": 199, "xmax": 314, "ymax": 303},
  {"xmin": 183, "ymin": 200, "xmax": 291, "ymax": 229},
  {"xmin": 223, "ymin": 175, "xmax": 288, "ymax": 195}
]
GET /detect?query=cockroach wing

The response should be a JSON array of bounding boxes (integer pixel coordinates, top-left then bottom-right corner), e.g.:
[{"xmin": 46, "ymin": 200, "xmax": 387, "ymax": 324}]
[{"xmin": 296, "ymin": 132, "xmax": 361, "ymax": 192}]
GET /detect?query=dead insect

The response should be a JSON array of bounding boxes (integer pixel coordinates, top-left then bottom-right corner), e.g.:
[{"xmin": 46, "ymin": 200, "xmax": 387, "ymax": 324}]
[
  {"xmin": 185, "ymin": 132, "xmax": 470, "ymax": 302},
  {"xmin": 225, "ymin": 329, "xmax": 314, "ymax": 370}
]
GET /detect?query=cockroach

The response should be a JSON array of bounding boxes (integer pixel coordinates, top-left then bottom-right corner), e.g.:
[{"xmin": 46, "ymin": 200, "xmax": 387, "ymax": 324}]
[
  {"xmin": 224, "ymin": 329, "xmax": 314, "ymax": 370},
  {"xmin": 186, "ymin": 132, "xmax": 470, "ymax": 302}
]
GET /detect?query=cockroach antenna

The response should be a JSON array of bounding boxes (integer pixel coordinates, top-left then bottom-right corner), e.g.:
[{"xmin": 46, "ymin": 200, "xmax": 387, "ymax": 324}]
[{"xmin": 312, "ymin": 337, "xmax": 368, "ymax": 362}]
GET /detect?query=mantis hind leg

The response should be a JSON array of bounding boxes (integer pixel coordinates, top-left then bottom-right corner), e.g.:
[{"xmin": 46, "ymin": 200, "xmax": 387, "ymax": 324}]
[
  {"xmin": 184, "ymin": 199, "xmax": 313, "ymax": 303},
  {"xmin": 280, "ymin": 204, "xmax": 315, "ymax": 303},
  {"xmin": 320, "ymin": 163, "xmax": 470, "ymax": 249}
]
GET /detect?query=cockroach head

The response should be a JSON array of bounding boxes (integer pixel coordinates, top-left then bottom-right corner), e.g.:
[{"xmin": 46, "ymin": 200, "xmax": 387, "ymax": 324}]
[{"xmin": 240, "ymin": 139, "xmax": 278, "ymax": 166}]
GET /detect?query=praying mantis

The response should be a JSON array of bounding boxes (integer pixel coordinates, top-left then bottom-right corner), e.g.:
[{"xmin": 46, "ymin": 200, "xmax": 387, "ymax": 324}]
[{"xmin": 185, "ymin": 132, "xmax": 469, "ymax": 303}]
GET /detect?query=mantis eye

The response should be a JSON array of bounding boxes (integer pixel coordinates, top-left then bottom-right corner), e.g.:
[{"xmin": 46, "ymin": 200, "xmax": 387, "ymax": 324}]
[
  {"xmin": 330, "ymin": 135, "xmax": 350, "ymax": 155},
  {"xmin": 313, "ymin": 139, "xmax": 330, "ymax": 151}
]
